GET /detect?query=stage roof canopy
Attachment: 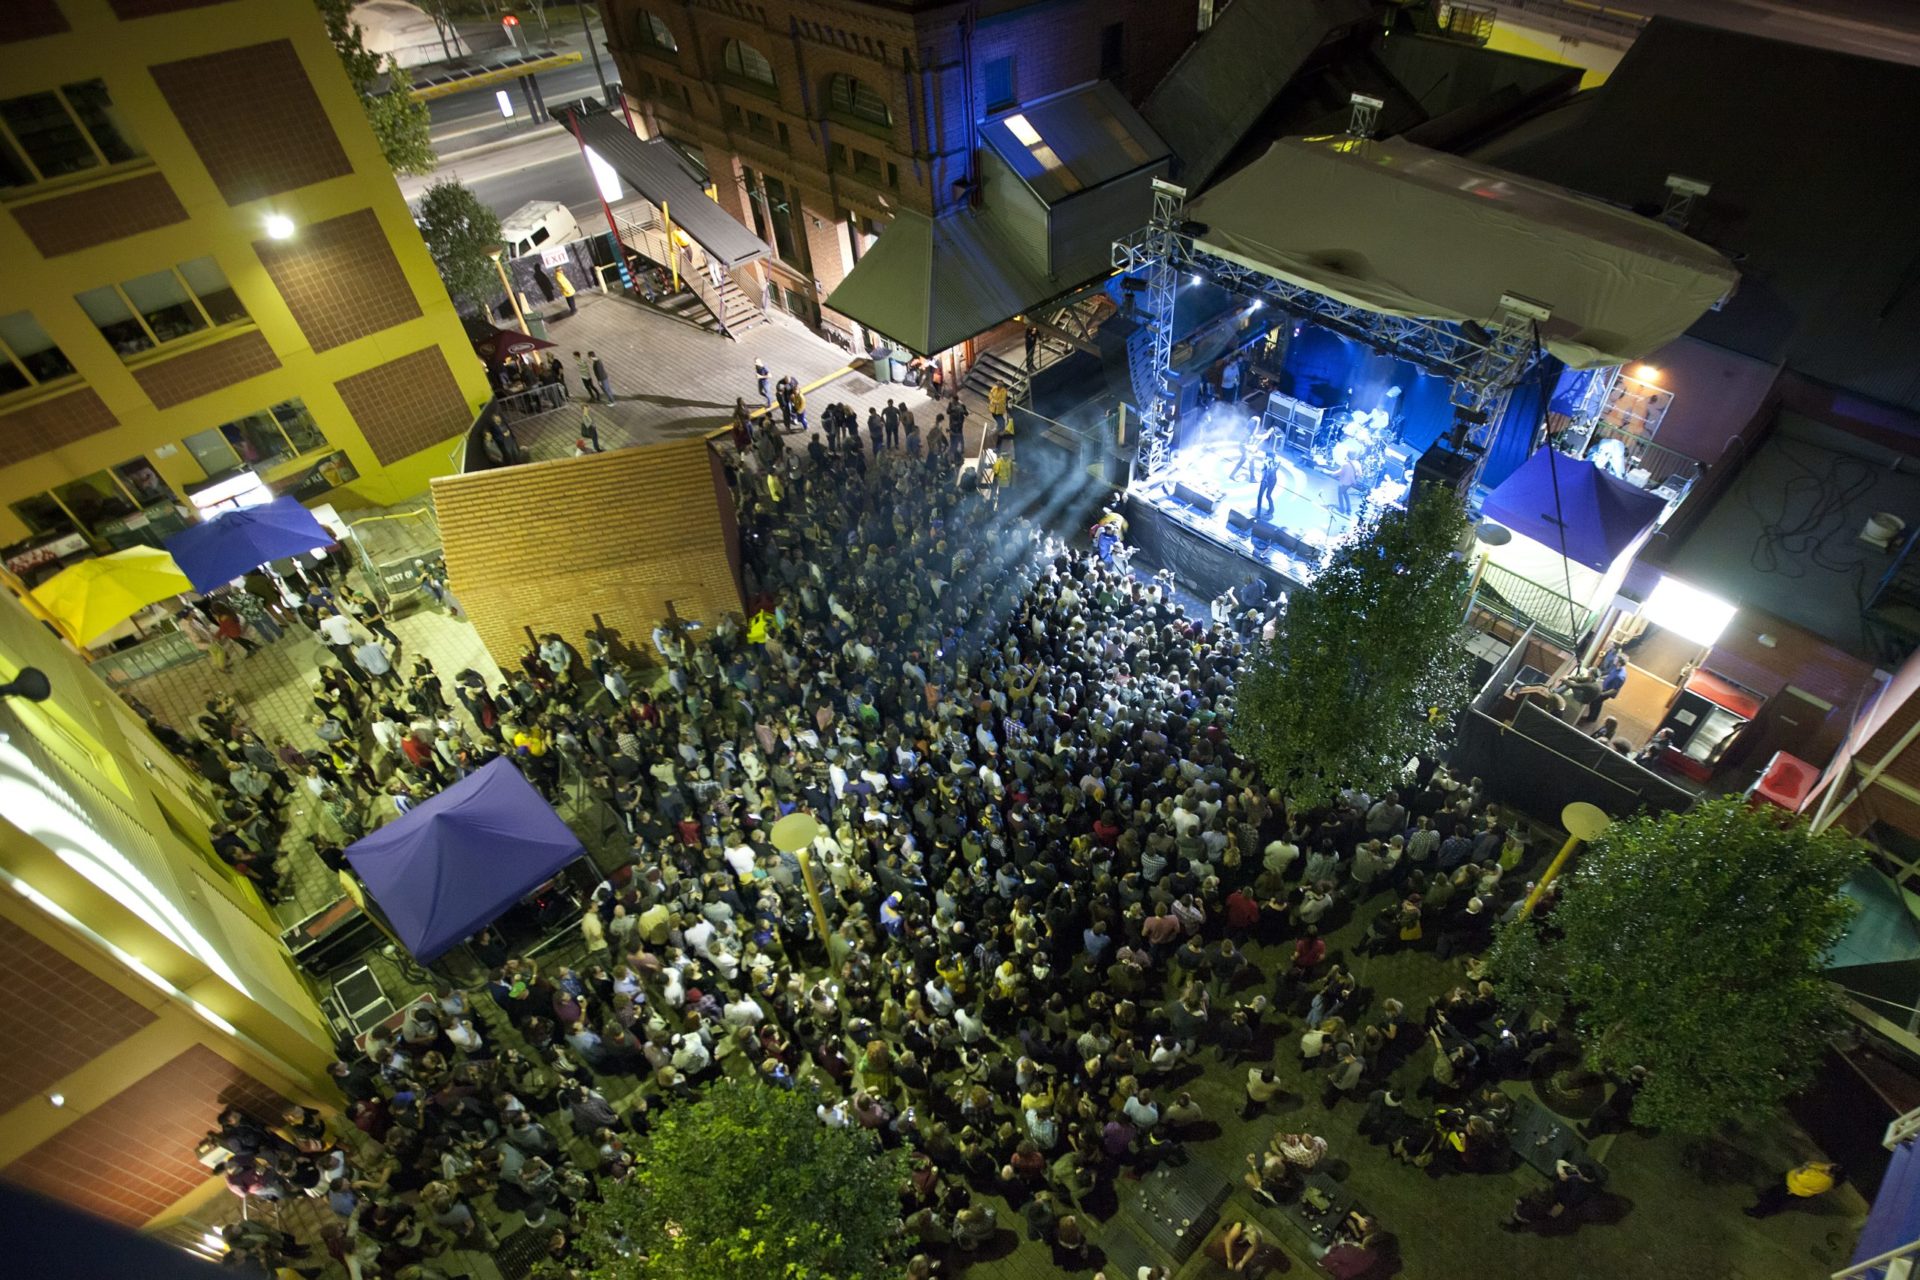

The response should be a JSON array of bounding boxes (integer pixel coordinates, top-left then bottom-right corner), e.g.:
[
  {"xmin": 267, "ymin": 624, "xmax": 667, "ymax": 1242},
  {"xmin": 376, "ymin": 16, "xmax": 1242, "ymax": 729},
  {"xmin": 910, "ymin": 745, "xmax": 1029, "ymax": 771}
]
[
  {"xmin": 1187, "ymin": 135, "xmax": 1739, "ymax": 369},
  {"xmin": 344, "ymin": 758, "xmax": 584, "ymax": 962}
]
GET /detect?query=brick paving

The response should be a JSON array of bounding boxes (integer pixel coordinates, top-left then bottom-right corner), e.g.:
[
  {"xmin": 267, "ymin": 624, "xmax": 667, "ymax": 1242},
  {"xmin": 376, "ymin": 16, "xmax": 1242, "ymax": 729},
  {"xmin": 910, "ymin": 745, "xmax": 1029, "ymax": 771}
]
[{"xmin": 495, "ymin": 291, "xmax": 995, "ymax": 462}]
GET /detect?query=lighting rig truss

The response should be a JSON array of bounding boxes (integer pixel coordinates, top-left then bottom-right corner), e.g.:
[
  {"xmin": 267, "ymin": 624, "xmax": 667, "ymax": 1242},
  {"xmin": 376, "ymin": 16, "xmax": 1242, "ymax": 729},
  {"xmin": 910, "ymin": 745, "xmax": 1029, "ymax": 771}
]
[{"xmin": 1113, "ymin": 187, "xmax": 1550, "ymax": 483}]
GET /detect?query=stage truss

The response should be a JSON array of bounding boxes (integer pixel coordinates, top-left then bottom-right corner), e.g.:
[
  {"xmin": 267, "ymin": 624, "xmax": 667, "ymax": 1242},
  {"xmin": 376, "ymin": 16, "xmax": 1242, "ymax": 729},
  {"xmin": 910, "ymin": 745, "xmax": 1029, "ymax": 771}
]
[{"xmin": 1112, "ymin": 178, "xmax": 1549, "ymax": 484}]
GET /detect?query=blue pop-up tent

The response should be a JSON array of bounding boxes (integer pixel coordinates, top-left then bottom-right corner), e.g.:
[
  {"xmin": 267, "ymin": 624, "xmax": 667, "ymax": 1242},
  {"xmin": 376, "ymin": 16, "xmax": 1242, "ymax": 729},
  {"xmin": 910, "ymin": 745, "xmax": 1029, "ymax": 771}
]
[
  {"xmin": 344, "ymin": 758, "xmax": 585, "ymax": 962},
  {"xmin": 164, "ymin": 496, "xmax": 333, "ymax": 592}
]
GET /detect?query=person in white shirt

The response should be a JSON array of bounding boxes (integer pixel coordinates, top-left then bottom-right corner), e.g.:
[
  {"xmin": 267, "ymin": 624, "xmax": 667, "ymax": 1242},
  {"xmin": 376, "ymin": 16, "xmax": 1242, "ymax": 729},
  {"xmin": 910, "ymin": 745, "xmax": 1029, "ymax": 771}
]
[{"xmin": 722, "ymin": 996, "xmax": 764, "ymax": 1029}]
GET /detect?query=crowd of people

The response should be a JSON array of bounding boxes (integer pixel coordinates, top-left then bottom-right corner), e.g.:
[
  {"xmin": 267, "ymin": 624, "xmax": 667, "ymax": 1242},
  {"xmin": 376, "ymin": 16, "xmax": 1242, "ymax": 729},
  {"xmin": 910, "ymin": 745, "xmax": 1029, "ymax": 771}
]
[{"xmin": 151, "ymin": 385, "xmax": 1609, "ymax": 1280}]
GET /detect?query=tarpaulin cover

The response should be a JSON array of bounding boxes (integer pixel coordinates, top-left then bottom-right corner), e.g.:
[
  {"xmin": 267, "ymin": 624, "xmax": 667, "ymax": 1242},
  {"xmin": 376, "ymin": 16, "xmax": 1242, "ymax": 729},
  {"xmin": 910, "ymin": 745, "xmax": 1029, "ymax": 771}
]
[
  {"xmin": 344, "ymin": 758, "xmax": 585, "ymax": 962},
  {"xmin": 1188, "ymin": 136, "xmax": 1740, "ymax": 369},
  {"xmin": 164, "ymin": 497, "xmax": 333, "ymax": 592},
  {"xmin": 1480, "ymin": 449, "xmax": 1669, "ymax": 573}
]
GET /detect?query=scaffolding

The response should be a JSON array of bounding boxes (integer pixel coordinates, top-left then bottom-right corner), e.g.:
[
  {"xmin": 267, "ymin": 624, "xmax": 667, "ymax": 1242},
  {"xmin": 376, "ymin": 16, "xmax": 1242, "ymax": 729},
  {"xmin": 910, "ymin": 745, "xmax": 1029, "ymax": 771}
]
[{"xmin": 1111, "ymin": 183, "xmax": 1551, "ymax": 483}]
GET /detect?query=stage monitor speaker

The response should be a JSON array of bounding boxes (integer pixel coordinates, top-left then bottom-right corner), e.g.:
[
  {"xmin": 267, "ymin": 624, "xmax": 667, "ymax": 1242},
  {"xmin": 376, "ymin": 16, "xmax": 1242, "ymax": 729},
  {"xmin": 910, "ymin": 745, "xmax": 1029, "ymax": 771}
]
[
  {"xmin": 1225, "ymin": 508, "xmax": 1254, "ymax": 533},
  {"xmin": 1173, "ymin": 482, "xmax": 1219, "ymax": 514},
  {"xmin": 1251, "ymin": 519, "xmax": 1286, "ymax": 544},
  {"xmin": 1413, "ymin": 443, "xmax": 1476, "ymax": 500}
]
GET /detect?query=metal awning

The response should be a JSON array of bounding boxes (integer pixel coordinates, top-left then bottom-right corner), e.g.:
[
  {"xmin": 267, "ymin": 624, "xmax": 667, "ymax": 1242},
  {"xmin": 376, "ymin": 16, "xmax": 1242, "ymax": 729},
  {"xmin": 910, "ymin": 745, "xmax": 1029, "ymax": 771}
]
[
  {"xmin": 563, "ymin": 107, "xmax": 769, "ymax": 269},
  {"xmin": 824, "ymin": 209, "xmax": 1054, "ymax": 357}
]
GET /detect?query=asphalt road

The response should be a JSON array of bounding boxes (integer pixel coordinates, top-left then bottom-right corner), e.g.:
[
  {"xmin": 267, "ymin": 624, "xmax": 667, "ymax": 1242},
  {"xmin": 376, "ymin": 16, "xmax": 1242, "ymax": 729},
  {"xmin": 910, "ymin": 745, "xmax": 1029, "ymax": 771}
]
[{"xmin": 403, "ymin": 34, "xmax": 618, "ymax": 224}]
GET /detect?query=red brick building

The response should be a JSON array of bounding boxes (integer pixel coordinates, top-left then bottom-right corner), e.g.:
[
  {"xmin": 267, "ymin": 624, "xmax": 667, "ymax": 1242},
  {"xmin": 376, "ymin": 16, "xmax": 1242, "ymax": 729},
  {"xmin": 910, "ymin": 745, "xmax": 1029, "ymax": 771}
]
[{"xmin": 602, "ymin": 0, "xmax": 1202, "ymax": 344}]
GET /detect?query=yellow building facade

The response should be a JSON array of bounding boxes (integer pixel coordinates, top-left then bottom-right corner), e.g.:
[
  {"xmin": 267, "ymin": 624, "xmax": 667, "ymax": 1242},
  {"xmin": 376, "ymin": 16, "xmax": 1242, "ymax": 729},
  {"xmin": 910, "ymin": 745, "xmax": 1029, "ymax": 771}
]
[
  {"xmin": 0, "ymin": 586, "xmax": 338, "ymax": 1236},
  {"xmin": 0, "ymin": 0, "xmax": 491, "ymax": 554}
]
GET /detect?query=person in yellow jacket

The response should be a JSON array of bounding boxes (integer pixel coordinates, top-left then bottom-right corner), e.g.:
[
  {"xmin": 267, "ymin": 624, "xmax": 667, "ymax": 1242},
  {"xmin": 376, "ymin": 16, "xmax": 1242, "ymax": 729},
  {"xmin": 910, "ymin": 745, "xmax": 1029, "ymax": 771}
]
[
  {"xmin": 1746, "ymin": 1159, "xmax": 1845, "ymax": 1217},
  {"xmin": 555, "ymin": 266, "xmax": 577, "ymax": 315}
]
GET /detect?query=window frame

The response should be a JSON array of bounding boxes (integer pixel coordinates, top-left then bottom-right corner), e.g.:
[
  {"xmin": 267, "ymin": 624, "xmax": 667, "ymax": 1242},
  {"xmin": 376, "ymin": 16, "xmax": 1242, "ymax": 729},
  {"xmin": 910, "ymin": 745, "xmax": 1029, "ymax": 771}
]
[
  {"xmin": 183, "ymin": 397, "xmax": 328, "ymax": 480},
  {"xmin": 0, "ymin": 310, "xmax": 77, "ymax": 398},
  {"xmin": 77, "ymin": 260, "xmax": 251, "ymax": 362},
  {"xmin": 826, "ymin": 73, "xmax": 892, "ymax": 130},
  {"xmin": 635, "ymin": 11, "xmax": 679, "ymax": 55},
  {"xmin": 723, "ymin": 39, "xmax": 777, "ymax": 91},
  {"xmin": 984, "ymin": 56, "xmax": 1016, "ymax": 113},
  {"xmin": 0, "ymin": 79, "xmax": 144, "ymax": 192}
]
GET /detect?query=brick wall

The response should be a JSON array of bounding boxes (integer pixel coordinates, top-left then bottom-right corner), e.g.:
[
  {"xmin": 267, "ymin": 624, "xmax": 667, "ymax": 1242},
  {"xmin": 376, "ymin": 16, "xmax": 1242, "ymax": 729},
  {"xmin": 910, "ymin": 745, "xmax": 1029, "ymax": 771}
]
[
  {"xmin": 433, "ymin": 439, "xmax": 743, "ymax": 669},
  {"xmin": 254, "ymin": 209, "xmax": 423, "ymax": 354},
  {"xmin": 0, "ymin": 387, "xmax": 118, "ymax": 468},
  {"xmin": 8, "ymin": 171, "xmax": 190, "ymax": 259},
  {"xmin": 0, "ymin": 917, "xmax": 156, "ymax": 1115},
  {"xmin": 130, "ymin": 329, "xmax": 279, "ymax": 410},
  {"xmin": 333, "ymin": 346, "xmax": 471, "ymax": 466},
  {"xmin": 609, "ymin": 0, "xmax": 1199, "ymax": 316},
  {"xmin": 3, "ymin": 1043, "xmax": 287, "ymax": 1227},
  {"xmin": 150, "ymin": 39, "xmax": 351, "ymax": 206}
]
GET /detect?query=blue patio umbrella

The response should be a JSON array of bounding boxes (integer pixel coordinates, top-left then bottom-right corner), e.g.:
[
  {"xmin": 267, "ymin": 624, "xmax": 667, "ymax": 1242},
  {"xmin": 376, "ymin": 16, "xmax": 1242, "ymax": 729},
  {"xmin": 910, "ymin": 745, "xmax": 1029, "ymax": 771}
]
[{"xmin": 164, "ymin": 496, "xmax": 335, "ymax": 592}]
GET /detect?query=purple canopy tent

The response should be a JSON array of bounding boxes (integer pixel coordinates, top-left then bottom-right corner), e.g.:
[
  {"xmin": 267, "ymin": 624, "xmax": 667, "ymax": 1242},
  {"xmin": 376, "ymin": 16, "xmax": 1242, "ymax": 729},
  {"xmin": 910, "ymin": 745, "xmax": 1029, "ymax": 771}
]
[
  {"xmin": 1479, "ymin": 450, "xmax": 1668, "ymax": 573},
  {"xmin": 164, "ymin": 495, "xmax": 334, "ymax": 592},
  {"xmin": 344, "ymin": 758, "xmax": 586, "ymax": 962}
]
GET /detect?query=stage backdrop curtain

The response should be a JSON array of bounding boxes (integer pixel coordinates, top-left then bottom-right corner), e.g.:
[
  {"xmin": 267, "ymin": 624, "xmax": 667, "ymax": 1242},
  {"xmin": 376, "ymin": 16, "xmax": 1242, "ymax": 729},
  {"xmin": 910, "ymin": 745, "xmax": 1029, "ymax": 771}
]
[{"xmin": 1480, "ymin": 357, "xmax": 1561, "ymax": 489}]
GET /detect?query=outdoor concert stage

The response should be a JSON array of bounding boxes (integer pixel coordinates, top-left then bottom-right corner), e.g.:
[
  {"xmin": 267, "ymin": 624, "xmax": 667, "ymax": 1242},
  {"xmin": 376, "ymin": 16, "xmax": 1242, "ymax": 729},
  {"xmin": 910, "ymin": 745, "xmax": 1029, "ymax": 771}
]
[{"xmin": 1124, "ymin": 396, "xmax": 1415, "ymax": 602}]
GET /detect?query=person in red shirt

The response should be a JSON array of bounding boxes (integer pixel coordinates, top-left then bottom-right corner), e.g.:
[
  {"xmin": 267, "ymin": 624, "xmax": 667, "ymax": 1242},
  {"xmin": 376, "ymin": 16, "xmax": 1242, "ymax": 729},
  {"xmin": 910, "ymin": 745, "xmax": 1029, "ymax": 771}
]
[
  {"xmin": 1224, "ymin": 888, "xmax": 1260, "ymax": 932},
  {"xmin": 1291, "ymin": 927, "xmax": 1327, "ymax": 976},
  {"xmin": 676, "ymin": 815, "xmax": 702, "ymax": 847}
]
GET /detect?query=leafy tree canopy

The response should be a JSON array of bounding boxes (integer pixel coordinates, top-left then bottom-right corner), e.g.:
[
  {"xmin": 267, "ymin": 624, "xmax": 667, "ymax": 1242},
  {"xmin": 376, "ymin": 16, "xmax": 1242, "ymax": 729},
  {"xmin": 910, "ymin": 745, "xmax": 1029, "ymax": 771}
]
[
  {"xmin": 1229, "ymin": 488, "xmax": 1472, "ymax": 809},
  {"xmin": 1488, "ymin": 797, "xmax": 1863, "ymax": 1133},
  {"xmin": 414, "ymin": 179, "xmax": 504, "ymax": 309},
  {"xmin": 316, "ymin": 0, "xmax": 435, "ymax": 176},
  {"xmin": 555, "ymin": 1079, "xmax": 908, "ymax": 1280}
]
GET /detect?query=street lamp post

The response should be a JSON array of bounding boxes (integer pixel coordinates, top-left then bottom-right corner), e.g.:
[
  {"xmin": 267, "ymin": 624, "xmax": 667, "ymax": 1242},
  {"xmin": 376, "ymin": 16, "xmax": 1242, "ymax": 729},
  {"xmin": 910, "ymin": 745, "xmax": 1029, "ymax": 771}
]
[{"xmin": 491, "ymin": 251, "xmax": 530, "ymax": 335}]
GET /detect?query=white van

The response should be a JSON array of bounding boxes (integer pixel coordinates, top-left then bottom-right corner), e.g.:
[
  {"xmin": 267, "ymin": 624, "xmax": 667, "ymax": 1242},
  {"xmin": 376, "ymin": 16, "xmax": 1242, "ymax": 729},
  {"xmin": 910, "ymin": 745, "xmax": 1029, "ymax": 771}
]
[{"xmin": 499, "ymin": 200, "xmax": 580, "ymax": 259}]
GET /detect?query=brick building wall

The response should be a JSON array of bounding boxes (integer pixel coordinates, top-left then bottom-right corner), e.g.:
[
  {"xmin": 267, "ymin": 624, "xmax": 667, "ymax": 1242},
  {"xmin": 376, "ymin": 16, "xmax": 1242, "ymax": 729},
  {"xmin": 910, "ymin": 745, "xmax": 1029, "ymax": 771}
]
[
  {"xmin": 605, "ymin": 0, "xmax": 1198, "ymax": 334},
  {"xmin": 432, "ymin": 440, "xmax": 743, "ymax": 669}
]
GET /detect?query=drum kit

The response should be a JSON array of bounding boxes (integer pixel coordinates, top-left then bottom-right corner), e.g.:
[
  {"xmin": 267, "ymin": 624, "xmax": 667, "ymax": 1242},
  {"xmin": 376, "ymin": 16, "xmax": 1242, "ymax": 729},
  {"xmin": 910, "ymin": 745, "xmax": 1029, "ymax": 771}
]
[{"xmin": 1312, "ymin": 406, "xmax": 1394, "ymax": 486}]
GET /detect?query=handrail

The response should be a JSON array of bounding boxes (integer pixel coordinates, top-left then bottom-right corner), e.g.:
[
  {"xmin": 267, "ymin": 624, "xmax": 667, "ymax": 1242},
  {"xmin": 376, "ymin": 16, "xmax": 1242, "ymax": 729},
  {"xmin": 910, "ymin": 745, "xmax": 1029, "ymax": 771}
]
[
  {"xmin": 1472, "ymin": 560, "xmax": 1591, "ymax": 647},
  {"xmin": 611, "ymin": 210, "xmax": 748, "ymax": 337},
  {"xmin": 1832, "ymin": 1236, "xmax": 1920, "ymax": 1279}
]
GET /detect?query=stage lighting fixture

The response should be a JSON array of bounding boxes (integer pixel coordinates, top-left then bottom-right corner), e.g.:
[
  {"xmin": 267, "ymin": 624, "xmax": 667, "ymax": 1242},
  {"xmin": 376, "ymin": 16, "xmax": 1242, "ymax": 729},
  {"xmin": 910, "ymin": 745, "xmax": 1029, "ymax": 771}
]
[
  {"xmin": 1460, "ymin": 320, "xmax": 1492, "ymax": 345},
  {"xmin": 1121, "ymin": 278, "xmax": 1147, "ymax": 293},
  {"xmin": 1190, "ymin": 275, "xmax": 1204, "ymax": 287},
  {"xmin": 1178, "ymin": 220, "xmax": 1210, "ymax": 238}
]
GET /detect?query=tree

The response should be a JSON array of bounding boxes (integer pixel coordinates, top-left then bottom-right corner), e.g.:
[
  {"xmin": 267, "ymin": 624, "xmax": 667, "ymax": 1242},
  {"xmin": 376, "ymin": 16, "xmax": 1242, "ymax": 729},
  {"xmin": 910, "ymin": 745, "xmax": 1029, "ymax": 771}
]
[
  {"xmin": 415, "ymin": 179, "xmax": 504, "ymax": 310},
  {"xmin": 1229, "ymin": 488, "xmax": 1472, "ymax": 809},
  {"xmin": 554, "ymin": 1079, "xmax": 908, "ymax": 1280},
  {"xmin": 1487, "ymin": 797, "xmax": 1862, "ymax": 1133},
  {"xmin": 316, "ymin": 0, "xmax": 436, "ymax": 176}
]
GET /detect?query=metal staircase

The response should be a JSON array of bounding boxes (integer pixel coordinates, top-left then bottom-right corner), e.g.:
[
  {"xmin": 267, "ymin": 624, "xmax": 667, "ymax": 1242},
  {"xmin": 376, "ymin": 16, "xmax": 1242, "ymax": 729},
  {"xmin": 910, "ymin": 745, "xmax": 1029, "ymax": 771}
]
[
  {"xmin": 1865, "ymin": 525, "xmax": 1920, "ymax": 664},
  {"xmin": 961, "ymin": 347, "xmax": 1031, "ymax": 407}
]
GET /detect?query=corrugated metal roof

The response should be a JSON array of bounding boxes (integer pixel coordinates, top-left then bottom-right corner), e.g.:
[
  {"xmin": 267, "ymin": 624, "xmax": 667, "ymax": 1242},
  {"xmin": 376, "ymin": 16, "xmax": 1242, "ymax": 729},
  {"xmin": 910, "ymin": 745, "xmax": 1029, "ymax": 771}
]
[
  {"xmin": 1143, "ymin": 0, "xmax": 1374, "ymax": 191},
  {"xmin": 1471, "ymin": 19, "xmax": 1920, "ymax": 413},
  {"xmin": 566, "ymin": 108, "xmax": 770, "ymax": 269}
]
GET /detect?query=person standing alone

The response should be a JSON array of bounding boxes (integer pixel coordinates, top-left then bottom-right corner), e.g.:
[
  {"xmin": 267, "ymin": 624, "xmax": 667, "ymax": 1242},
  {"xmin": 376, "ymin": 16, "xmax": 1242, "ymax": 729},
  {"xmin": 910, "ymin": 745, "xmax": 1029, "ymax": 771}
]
[{"xmin": 590, "ymin": 350, "xmax": 613, "ymax": 402}]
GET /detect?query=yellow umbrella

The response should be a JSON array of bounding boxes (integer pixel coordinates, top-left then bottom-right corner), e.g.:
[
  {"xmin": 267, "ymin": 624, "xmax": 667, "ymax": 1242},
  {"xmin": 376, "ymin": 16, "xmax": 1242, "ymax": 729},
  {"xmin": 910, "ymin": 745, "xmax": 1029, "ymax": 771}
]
[{"xmin": 31, "ymin": 546, "xmax": 195, "ymax": 645}]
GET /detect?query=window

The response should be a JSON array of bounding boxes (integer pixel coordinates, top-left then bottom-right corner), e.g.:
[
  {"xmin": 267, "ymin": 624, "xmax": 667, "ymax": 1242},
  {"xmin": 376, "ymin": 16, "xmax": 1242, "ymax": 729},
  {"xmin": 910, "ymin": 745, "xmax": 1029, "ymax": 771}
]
[
  {"xmin": 984, "ymin": 57, "xmax": 1015, "ymax": 112},
  {"xmin": 76, "ymin": 258, "xmax": 250, "ymax": 359},
  {"xmin": 827, "ymin": 74, "xmax": 891, "ymax": 128},
  {"xmin": 10, "ymin": 494, "xmax": 76, "ymax": 539},
  {"xmin": 1100, "ymin": 24, "xmax": 1125, "ymax": 81},
  {"xmin": 0, "ymin": 311, "xmax": 75, "ymax": 396},
  {"xmin": 634, "ymin": 10, "xmax": 678, "ymax": 54},
  {"xmin": 0, "ymin": 79, "xmax": 142, "ymax": 189},
  {"xmin": 724, "ymin": 40, "xmax": 776, "ymax": 88},
  {"xmin": 182, "ymin": 399, "xmax": 326, "ymax": 478}
]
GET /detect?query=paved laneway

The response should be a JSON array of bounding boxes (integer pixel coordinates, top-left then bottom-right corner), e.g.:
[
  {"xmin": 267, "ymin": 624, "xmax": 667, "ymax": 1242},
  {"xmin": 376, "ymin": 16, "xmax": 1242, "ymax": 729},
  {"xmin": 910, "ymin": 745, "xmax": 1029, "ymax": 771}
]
[{"xmin": 493, "ymin": 291, "xmax": 990, "ymax": 461}]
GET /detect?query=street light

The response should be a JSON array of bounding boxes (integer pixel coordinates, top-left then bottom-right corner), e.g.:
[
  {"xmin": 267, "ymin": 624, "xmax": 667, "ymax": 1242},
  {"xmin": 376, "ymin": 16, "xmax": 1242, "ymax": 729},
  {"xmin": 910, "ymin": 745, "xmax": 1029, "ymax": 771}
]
[{"xmin": 264, "ymin": 214, "xmax": 295, "ymax": 240}]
